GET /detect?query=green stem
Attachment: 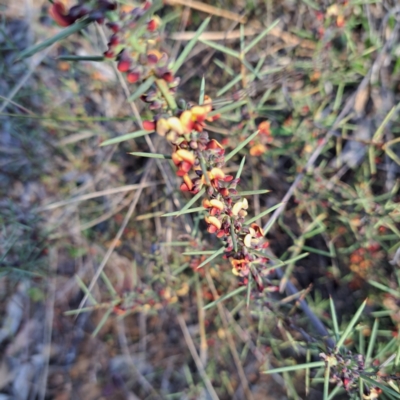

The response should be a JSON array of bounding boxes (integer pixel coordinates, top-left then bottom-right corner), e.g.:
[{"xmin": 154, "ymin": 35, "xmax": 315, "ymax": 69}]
[{"xmin": 156, "ymin": 79, "xmax": 177, "ymax": 111}]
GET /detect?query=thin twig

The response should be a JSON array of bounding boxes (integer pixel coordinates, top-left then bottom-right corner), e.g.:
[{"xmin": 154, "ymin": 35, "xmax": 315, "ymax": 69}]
[
  {"xmin": 37, "ymin": 181, "xmax": 160, "ymax": 211},
  {"xmin": 165, "ymin": 0, "xmax": 246, "ymax": 23},
  {"xmin": 38, "ymin": 248, "xmax": 57, "ymax": 400},
  {"xmin": 169, "ymin": 27, "xmax": 315, "ymax": 49},
  {"xmin": 0, "ymin": 47, "xmax": 53, "ymax": 113},
  {"xmin": 76, "ymin": 161, "xmax": 154, "ymax": 313},
  {"xmin": 177, "ymin": 314, "xmax": 220, "ymax": 400},
  {"xmin": 117, "ymin": 319, "xmax": 162, "ymax": 399},
  {"xmin": 205, "ymin": 271, "xmax": 254, "ymax": 400}
]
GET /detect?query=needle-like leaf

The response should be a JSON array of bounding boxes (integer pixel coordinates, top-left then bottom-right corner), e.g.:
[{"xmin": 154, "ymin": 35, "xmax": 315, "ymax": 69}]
[{"xmin": 18, "ymin": 19, "xmax": 91, "ymax": 60}]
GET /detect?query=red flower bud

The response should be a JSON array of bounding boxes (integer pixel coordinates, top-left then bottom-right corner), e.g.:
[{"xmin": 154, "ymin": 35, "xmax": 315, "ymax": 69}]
[
  {"xmin": 108, "ymin": 34, "xmax": 120, "ymax": 46},
  {"xmin": 143, "ymin": 120, "xmax": 155, "ymax": 131},
  {"xmin": 117, "ymin": 60, "xmax": 131, "ymax": 72},
  {"xmin": 106, "ymin": 22, "xmax": 120, "ymax": 33},
  {"xmin": 143, "ymin": 1, "xmax": 152, "ymax": 10},
  {"xmin": 49, "ymin": 1, "xmax": 76, "ymax": 27},
  {"xmin": 127, "ymin": 71, "xmax": 140, "ymax": 83},
  {"xmin": 162, "ymin": 72, "xmax": 174, "ymax": 83},
  {"xmin": 147, "ymin": 19, "xmax": 158, "ymax": 32},
  {"xmin": 104, "ymin": 49, "xmax": 115, "ymax": 58}
]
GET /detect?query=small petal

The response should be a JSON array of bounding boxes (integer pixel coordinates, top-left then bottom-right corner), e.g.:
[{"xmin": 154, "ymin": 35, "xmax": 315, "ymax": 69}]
[
  {"xmin": 167, "ymin": 117, "xmax": 185, "ymax": 135},
  {"xmin": 147, "ymin": 49, "xmax": 161, "ymax": 63},
  {"xmin": 232, "ymin": 200, "xmax": 243, "ymax": 216},
  {"xmin": 176, "ymin": 149, "xmax": 195, "ymax": 165},
  {"xmin": 180, "ymin": 110, "xmax": 193, "ymax": 133},
  {"xmin": 216, "ymin": 230, "xmax": 226, "ymax": 238},
  {"xmin": 178, "ymin": 160, "xmax": 193, "ymax": 175},
  {"xmin": 180, "ymin": 182, "xmax": 190, "ymax": 191},
  {"xmin": 162, "ymin": 72, "xmax": 174, "ymax": 83},
  {"xmin": 182, "ymin": 174, "xmax": 194, "ymax": 191},
  {"xmin": 147, "ymin": 18, "xmax": 158, "ymax": 32},
  {"xmin": 156, "ymin": 118, "xmax": 169, "ymax": 136},
  {"xmin": 191, "ymin": 105, "xmax": 207, "ymax": 121},
  {"xmin": 209, "ymin": 167, "xmax": 225, "ymax": 180},
  {"xmin": 202, "ymin": 199, "xmax": 212, "ymax": 208},
  {"xmin": 251, "ymin": 223, "xmax": 264, "ymax": 237},
  {"xmin": 210, "ymin": 199, "xmax": 224, "ymax": 211},
  {"xmin": 219, "ymin": 188, "xmax": 229, "ymax": 197},
  {"xmin": 244, "ymin": 234, "xmax": 252, "ymax": 248},
  {"xmin": 205, "ymin": 216, "xmax": 221, "ymax": 230},
  {"xmin": 143, "ymin": 120, "xmax": 155, "ymax": 131},
  {"xmin": 238, "ymin": 210, "xmax": 248, "ymax": 218},
  {"xmin": 206, "ymin": 139, "xmax": 224, "ymax": 150},
  {"xmin": 49, "ymin": 2, "xmax": 75, "ymax": 26}
]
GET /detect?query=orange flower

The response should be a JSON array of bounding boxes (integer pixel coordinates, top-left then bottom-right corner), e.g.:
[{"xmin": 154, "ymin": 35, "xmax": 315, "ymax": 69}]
[
  {"xmin": 209, "ymin": 167, "xmax": 225, "ymax": 180},
  {"xmin": 177, "ymin": 110, "xmax": 192, "ymax": 133},
  {"xmin": 206, "ymin": 139, "xmax": 224, "ymax": 150},
  {"xmin": 258, "ymin": 121, "xmax": 271, "ymax": 135},
  {"xmin": 172, "ymin": 149, "xmax": 195, "ymax": 176},
  {"xmin": 191, "ymin": 106, "xmax": 208, "ymax": 123},
  {"xmin": 231, "ymin": 198, "xmax": 248, "ymax": 217},
  {"xmin": 205, "ymin": 216, "xmax": 222, "ymax": 233},
  {"xmin": 203, "ymin": 198, "xmax": 225, "ymax": 215},
  {"xmin": 172, "ymin": 149, "xmax": 195, "ymax": 164},
  {"xmin": 231, "ymin": 258, "xmax": 250, "ymax": 276},
  {"xmin": 181, "ymin": 174, "xmax": 194, "ymax": 191},
  {"xmin": 202, "ymin": 167, "xmax": 225, "ymax": 188},
  {"xmin": 250, "ymin": 143, "xmax": 267, "ymax": 156}
]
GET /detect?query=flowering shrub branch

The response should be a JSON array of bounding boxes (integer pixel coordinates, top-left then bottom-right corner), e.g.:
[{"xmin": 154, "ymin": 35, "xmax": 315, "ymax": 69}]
[
  {"xmin": 39, "ymin": 1, "xmax": 396, "ymax": 397},
  {"xmin": 48, "ymin": 0, "xmax": 273, "ymax": 289}
]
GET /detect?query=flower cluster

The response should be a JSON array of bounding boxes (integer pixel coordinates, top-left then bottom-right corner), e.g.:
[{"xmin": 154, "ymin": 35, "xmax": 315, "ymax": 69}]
[
  {"xmin": 104, "ymin": 3, "xmax": 179, "ymax": 101},
  {"xmin": 49, "ymin": 1, "xmax": 178, "ymax": 111},
  {"xmin": 145, "ymin": 98, "xmax": 270, "ymax": 288},
  {"xmin": 49, "ymin": 0, "xmax": 117, "ymax": 27},
  {"xmin": 320, "ymin": 351, "xmax": 382, "ymax": 397},
  {"xmin": 50, "ymin": 1, "xmax": 271, "ymax": 289}
]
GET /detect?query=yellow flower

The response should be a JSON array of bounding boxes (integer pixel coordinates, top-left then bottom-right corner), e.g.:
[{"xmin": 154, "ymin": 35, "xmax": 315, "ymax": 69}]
[
  {"xmin": 205, "ymin": 216, "xmax": 221, "ymax": 230},
  {"xmin": 156, "ymin": 118, "xmax": 169, "ymax": 136},
  {"xmin": 232, "ymin": 198, "xmax": 248, "ymax": 216},
  {"xmin": 167, "ymin": 117, "xmax": 185, "ymax": 135}
]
